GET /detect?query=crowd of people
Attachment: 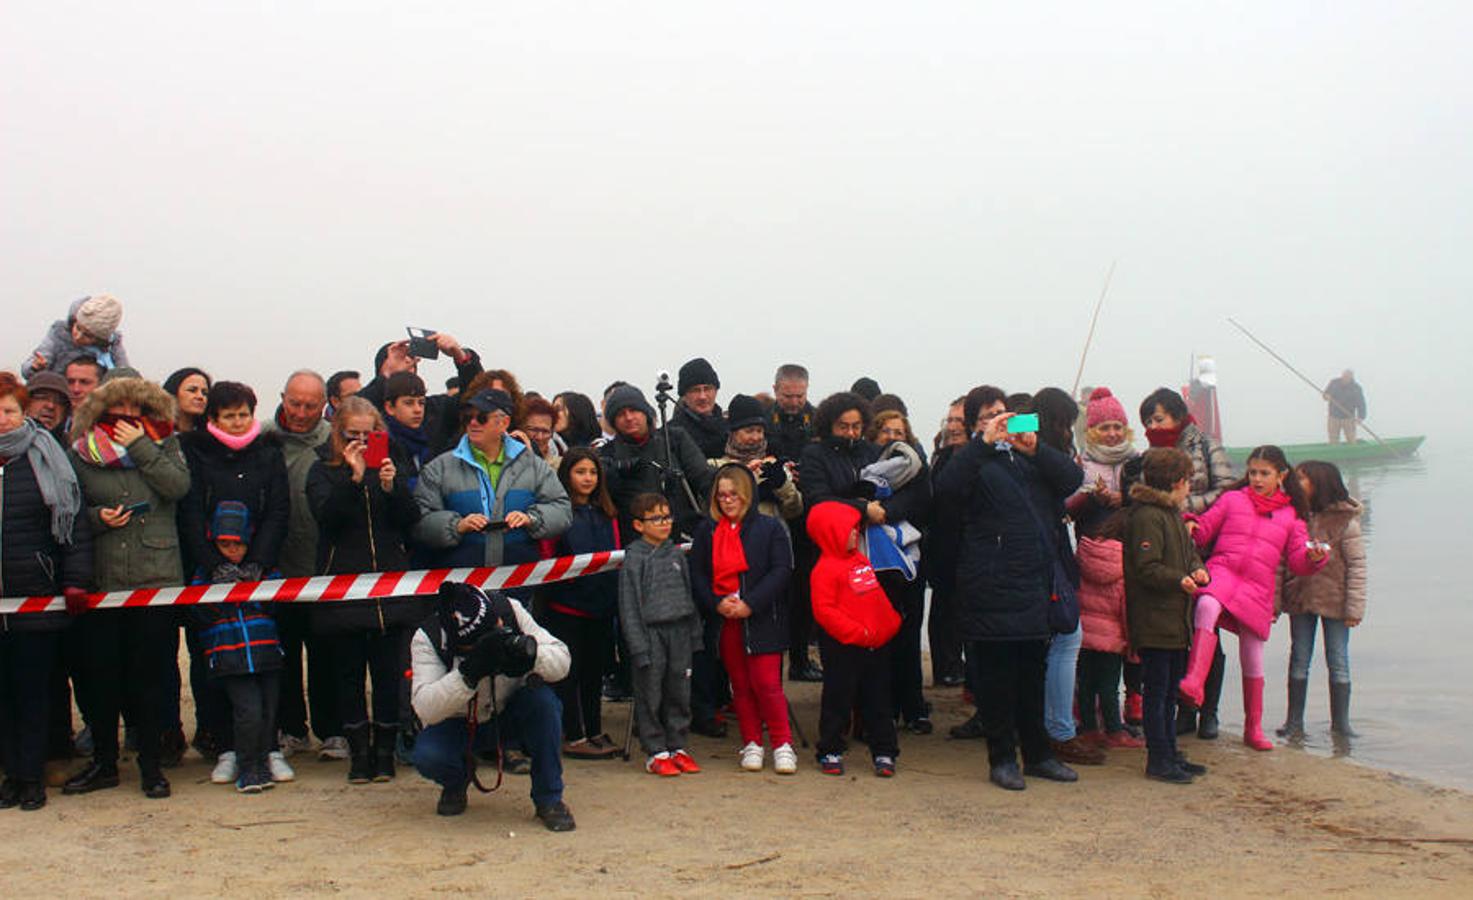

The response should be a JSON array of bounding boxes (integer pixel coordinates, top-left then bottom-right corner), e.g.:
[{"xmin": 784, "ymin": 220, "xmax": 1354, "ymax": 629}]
[{"xmin": 0, "ymin": 294, "xmax": 1369, "ymax": 830}]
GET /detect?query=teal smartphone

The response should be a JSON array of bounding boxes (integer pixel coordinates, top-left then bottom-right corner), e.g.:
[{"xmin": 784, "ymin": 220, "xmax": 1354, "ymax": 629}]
[{"xmin": 1006, "ymin": 413, "xmax": 1039, "ymax": 434}]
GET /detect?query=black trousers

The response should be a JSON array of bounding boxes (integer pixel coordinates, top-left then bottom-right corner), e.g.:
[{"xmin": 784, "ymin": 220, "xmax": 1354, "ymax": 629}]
[
  {"xmin": 74, "ymin": 608, "xmax": 175, "ymax": 771},
  {"xmin": 926, "ymin": 584, "xmax": 965, "ymax": 684},
  {"xmin": 0, "ymin": 631, "xmax": 60, "ymax": 781},
  {"xmin": 1076, "ymin": 649, "xmax": 1125, "ymax": 732},
  {"xmin": 968, "ymin": 638, "xmax": 1051, "ymax": 768},
  {"xmin": 325, "ymin": 629, "xmax": 404, "ymax": 728},
  {"xmin": 276, "ymin": 606, "xmax": 341, "ymax": 741},
  {"xmin": 1140, "ymin": 648, "xmax": 1186, "ymax": 762},
  {"xmin": 878, "ymin": 570, "xmax": 926, "ymax": 722},
  {"xmin": 788, "ymin": 533, "xmax": 818, "ymax": 668},
  {"xmin": 817, "ymin": 634, "xmax": 898, "ymax": 758},
  {"xmin": 689, "ymin": 611, "xmax": 727, "ymax": 726},
  {"xmin": 47, "ymin": 644, "xmax": 73, "ymax": 759},
  {"xmin": 1122, "ymin": 659, "xmax": 1143, "ymax": 697},
  {"xmin": 221, "ymin": 671, "xmax": 281, "ymax": 772},
  {"xmin": 541, "ymin": 609, "xmax": 612, "ymax": 741}
]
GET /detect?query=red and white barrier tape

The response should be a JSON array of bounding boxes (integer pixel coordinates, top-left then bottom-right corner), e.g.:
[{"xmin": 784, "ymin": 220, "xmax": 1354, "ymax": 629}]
[{"xmin": 0, "ymin": 549, "xmax": 625, "ymax": 616}]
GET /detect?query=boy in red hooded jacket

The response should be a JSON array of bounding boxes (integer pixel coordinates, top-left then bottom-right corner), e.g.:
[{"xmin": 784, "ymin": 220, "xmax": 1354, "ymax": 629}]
[{"xmin": 807, "ymin": 501, "xmax": 903, "ymax": 777}]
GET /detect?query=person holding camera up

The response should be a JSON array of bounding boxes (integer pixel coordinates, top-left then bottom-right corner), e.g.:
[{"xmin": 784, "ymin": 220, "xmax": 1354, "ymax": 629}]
[
  {"xmin": 711, "ymin": 395, "xmax": 803, "ymax": 523},
  {"xmin": 410, "ymin": 582, "xmax": 574, "ymax": 830},
  {"xmin": 306, "ymin": 396, "xmax": 425, "ymax": 784},
  {"xmin": 355, "ymin": 330, "xmax": 483, "ymax": 459}
]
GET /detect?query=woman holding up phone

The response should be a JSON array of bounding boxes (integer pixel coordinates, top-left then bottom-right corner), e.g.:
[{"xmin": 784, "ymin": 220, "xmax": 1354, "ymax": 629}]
[
  {"xmin": 934, "ymin": 408, "xmax": 1085, "ymax": 791},
  {"xmin": 307, "ymin": 397, "xmax": 423, "ymax": 783},
  {"xmin": 65, "ymin": 371, "xmax": 192, "ymax": 799}
]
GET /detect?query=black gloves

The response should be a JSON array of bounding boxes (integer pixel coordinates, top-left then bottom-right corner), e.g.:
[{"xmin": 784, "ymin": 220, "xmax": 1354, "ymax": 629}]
[
  {"xmin": 459, "ymin": 629, "xmax": 539, "ymax": 687},
  {"xmin": 459, "ymin": 633, "xmax": 503, "ymax": 687},
  {"xmin": 497, "ymin": 632, "xmax": 539, "ymax": 678}
]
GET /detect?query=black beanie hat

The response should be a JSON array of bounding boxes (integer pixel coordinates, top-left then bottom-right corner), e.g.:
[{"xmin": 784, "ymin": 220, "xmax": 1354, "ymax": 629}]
[
  {"xmin": 373, "ymin": 342, "xmax": 393, "ymax": 376},
  {"xmin": 726, "ymin": 394, "xmax": 766, "ymax": 431},
  {"xmin": 850, "ymin": 377, "xmax": 881, "ymax": 401},
  {"xmin": 603, "ymin": 384, "xmax": 656, "ymax": 426},
  {"xmin": 678, "ymin": 357, "xmax": 720, "ymax": 396},
  {"xmin": 436, "ymin": 582, "xmax": 497, "ymax": 652}
]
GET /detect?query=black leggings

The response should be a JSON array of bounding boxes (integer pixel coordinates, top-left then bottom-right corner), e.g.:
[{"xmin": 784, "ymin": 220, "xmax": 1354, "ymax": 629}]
[
  {"xmin": 878, "ymin": 570, "xmax": 926, "ymax": 722},
  {"xmin": 221, "ymin": 671, "xmax": 281, "ymax": 772},
  {"xmin": 0, "ymin": 631, "xmax": 60, "ymax": 781},
  {"xmin": 325, "ymin": 629, "xmax": 405, "ymax": 728},
  {"xmin": 541, "ymin": 609, "xmax": 612, "ymax": 741},
  {"xmin": 74, "ymin": 608, "xmax": 175, "ymax": 771},
  {"xmin": 1076, "ymin": 649, "xmax": 1124, "ymax": 732}
]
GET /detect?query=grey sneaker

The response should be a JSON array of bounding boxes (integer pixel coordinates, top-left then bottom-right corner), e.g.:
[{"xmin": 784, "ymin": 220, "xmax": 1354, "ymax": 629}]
[
  {"xmin": 317, "ymin": 736, "xmax": 349, "ymax": 761},
  {"xmin": 277, "ymin": 732, "xmax": 312, "ymax": 758}
]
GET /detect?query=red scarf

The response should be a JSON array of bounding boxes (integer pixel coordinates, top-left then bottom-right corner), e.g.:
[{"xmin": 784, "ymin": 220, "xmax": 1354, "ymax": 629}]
[
  {"xmin": 1248, "ymin": 487, "xmax": 1291, "ymax": 516},
  {"xmin": 97, "ymin": 413, "xmax": 174, "ymax": 443},
  {"xmin": 711, "ymin": 518, "xmax": 748, "ymax": 597},
  {"xmin": 1145, "ymin": 423, "xmax": 1186, "ymax": 448}
]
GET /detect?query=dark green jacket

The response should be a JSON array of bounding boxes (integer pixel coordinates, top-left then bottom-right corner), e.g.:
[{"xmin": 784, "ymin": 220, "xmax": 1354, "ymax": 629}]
[
  {"xmin": 68, "ymin": 377, "xmax": 192, "ymax": 591},
  {"xmin": 1123, "ymin": 483, "xmax": 1203, "ymax": 651}
]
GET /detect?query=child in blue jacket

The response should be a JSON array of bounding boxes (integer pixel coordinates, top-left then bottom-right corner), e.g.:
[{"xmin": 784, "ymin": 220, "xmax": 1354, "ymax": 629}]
[{"xmin": 191, "ymin": 501, "xmax": 286, "ymax": 794}]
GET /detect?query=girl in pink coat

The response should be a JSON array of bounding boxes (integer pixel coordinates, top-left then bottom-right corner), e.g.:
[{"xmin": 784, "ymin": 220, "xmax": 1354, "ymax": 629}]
[{"xmin": 1180, "ymin": 446, "xmax": 1328, "ymax": 750}]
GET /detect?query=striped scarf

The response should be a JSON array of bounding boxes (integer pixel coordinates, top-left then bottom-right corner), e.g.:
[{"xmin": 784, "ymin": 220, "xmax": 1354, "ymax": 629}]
[{"xmin": 73, "ymin": 426, "xmax": 136, "ymax": 469}]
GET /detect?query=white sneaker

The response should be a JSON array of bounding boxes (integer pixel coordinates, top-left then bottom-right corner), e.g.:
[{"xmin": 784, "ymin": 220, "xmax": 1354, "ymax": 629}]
[
  {"xmin": 277, "ymin": 732, "xmax": 312, "ymax": 758},
  {"xmin": 268, "ymin": 751, "xmax": 296, "ymax": 782},
  {"xmin": 317, "ymin": 736, "xmax": 349, "ymax": 761},
  {"xmin": 773, "ymin": 743, "xmax": 798, "ymax": 775},
  {"xmin": 211, "ymin": 751, "xmax": 238, "ymax": 785},
  {"xmin": 739, "ymin": 742, "xmax": 765, "ymax": 772}
]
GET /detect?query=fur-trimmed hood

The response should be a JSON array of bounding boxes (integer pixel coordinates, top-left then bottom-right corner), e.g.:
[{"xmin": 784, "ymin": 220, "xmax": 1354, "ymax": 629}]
[
  {"xmin": 70, "ymin": 377, "xmax": 176, "ymax": 439},
  {"xmin": 1128, "ymin": 481, "xmax": 1181, "ymax": 511}
]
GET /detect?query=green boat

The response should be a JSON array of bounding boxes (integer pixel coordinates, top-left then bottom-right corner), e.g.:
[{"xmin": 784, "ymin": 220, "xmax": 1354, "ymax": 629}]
[{"xmin": 1224, "ymin": 435, "xmax": 1425, "ymax": 466}]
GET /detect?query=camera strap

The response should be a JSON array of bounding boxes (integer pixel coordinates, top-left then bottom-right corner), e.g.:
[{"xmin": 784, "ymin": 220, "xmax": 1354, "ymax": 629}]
[{"xmin": 464, "ymin": 693, "xmax": 504, "ymax": 794}]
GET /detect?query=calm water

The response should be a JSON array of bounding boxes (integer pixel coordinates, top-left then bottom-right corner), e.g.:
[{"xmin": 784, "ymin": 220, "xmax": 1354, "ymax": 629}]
[{"xmin": 923, "ymin": 443, "xmax": 1473, "ymax": 790}]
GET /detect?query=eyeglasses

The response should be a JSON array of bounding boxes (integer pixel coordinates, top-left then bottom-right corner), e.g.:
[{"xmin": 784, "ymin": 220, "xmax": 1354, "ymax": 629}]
[
  {"xmin": 343, "ymin": 430, "xmax": 370, "ymax": 442},
  {"xmin": 640, "ymin": 515, "xmax": 673, "ymax": 524},
  {"xmin": 833, "ymin": 422, "xmax": 864, "ymax": 435},
  {"xmin": 465, "ymin": 410, "xmax": 509, "ymax": 426}
]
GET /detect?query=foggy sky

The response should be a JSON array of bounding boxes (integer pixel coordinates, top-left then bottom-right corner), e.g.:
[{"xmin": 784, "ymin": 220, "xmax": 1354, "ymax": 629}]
[{"xmin": 4, "ymin": 2, "xmax": 1468, "ymax": 448}]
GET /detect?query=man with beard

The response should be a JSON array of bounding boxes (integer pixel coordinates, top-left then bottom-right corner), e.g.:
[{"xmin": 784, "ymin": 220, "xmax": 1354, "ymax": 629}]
[{"xmin": 671, "ymin": 357, "xmax": 728, "ymax": 459}]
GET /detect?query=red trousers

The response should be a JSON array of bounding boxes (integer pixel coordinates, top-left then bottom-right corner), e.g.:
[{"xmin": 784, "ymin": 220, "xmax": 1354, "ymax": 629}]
[{"xmin": 719, "ymin": 619, "xmax": 791, "ymax": 747}]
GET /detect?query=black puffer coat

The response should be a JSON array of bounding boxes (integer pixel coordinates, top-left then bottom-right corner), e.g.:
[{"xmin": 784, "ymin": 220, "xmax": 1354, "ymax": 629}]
[
  {"xmin": 934, "ymin": 439, "xmax": 1083, "ymax": 641},
  {"xmin": 922, "ymin": 444, "xmax": 963, "ymax": 592},
  {"xmin": 688, "ymin": 465, "xmax": 794, "ymax": 655},
  {"xmin": 672, "ymin": 403, "xmax": 728, "ymax": 460},
  {"xmin": 1, "ymin": 453, "xmax": 93, "ymax": 632},
  {"xmin": 305, "ymin": 441, "xmax": 427, "ymax": 634},
  {"xmin": 600, "ymin": 426, "xmax": 714, "ymax": 543},
  {"xmin": 798, "ymin": 436, "xmax": 881, "ymax": 515},
  {"xmin": 178, "ymin": 428, "xmax": 291, "ymax": 576}
]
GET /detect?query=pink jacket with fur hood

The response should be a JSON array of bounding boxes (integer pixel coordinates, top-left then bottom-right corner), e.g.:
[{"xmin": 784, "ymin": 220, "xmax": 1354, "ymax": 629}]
[
  {"xmin": 1076, "ymin": 535, "xmax": 1130, "ymax": 655},
  {"xmin": 1190, "ymin": 486, "xmax": 1327, "ymax": 641}
]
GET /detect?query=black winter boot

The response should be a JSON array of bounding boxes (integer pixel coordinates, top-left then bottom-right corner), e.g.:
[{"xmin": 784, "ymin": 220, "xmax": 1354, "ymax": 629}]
[
  {"xmin": 1175, "ymin": 705, "xmax": 1197, "ymax": 737},
  {"xmin": 372, "ymin": 724, "xmax": 398, "ymax": 782},
  {"xmin": 1277, "ymin": 677, "xmax": 1308, "ymax": 738},
  {"xmin": 345, "ymin": 723, "xmax": 373, "ymax": 784},
  {"xmin": 1329, "ymin": 681, "xmax": 1357, "ymax": 737}
]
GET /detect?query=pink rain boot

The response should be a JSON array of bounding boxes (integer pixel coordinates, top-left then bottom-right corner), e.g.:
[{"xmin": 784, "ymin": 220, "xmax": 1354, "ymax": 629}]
[
  {"xmin": 1177, "ymin": 629, "xmax": 1218, "ymax": 708},
  {"xmin": 1242, "ymin": 676, "xmax": 1274, "ymax": 751}
]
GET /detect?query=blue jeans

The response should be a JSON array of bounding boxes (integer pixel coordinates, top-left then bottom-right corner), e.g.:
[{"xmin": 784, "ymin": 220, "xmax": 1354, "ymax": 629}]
[
  {"xmin": 1044, "ymin": 623, "xmax": 1083, "ymax": 742},
  {"xmin": 413, "ymin": 682, "xmax": 564, "ymax": 808},
  {"xmin": 1289, "ymin": 614, "xmax": 1351, "ymax": 684}
]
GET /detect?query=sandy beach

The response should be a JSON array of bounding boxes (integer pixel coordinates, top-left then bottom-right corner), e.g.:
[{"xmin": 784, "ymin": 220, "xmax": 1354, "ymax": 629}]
[{"xmin": 3, "ymin": 679, "xmax": 1470, "ymax": 898}]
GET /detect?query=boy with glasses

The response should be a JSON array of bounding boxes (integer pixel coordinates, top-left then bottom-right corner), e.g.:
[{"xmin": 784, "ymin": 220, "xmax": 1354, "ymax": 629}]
[{"xmin": 619, "ymin": 493, "xmax": 703, "ymax": 776}]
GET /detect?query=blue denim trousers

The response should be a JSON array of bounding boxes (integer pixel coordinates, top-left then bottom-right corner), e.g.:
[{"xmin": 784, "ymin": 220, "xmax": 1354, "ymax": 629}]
[
  {"xmin": 412, "ymin": 681, "xmax": 564, "ymax": 808},
  {"xmin": 1288, "ymin": 614, "xmax": 1351, "ymax": 683},
  {"xmin": 1044, "ymin": 622, "xmax": 1083, "ymax": 741}
]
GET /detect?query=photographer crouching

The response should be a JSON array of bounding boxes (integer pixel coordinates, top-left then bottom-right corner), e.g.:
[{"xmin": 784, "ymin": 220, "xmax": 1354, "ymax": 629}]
[{"xmin": 410, "ymin": 582, "xmax": 575, "ymax": 830}]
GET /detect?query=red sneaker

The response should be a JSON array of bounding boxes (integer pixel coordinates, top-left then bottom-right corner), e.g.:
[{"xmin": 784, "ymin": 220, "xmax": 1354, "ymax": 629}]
[
  {"xmin": 1124, "ymin": 691, "xmax": 1144, "ymax": 726},
  {"xmin": 670, "ymin": 750, "xmax": 702, "ymax": 774},
  {"xmin": 1079, "ymin": 730, "xmax": 1109, "ymax": 748},
  {"xmin": 646, "ymin": 755, "xmax": 681, "ymax": 777},
  {"xmin": 1102, "ymin": 730, "xmax": 1145, "ymax": 749}
]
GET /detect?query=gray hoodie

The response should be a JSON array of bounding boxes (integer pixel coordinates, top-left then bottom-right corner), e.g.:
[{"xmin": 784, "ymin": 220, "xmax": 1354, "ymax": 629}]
[{"xmin": 619, "ymin": 538, "xmax": 702, "ymax": 667}]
